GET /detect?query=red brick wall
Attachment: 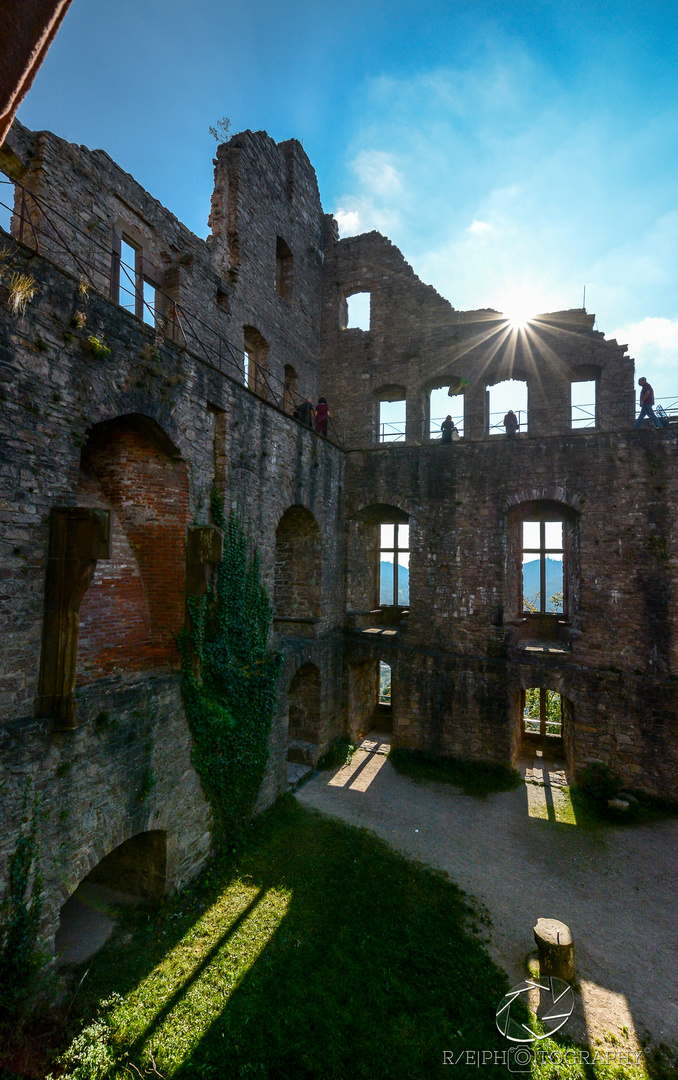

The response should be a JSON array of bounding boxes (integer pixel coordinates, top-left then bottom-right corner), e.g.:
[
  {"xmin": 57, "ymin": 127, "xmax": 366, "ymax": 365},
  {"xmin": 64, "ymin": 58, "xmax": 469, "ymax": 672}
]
[{"xmin": 76, "ymin": 416, "xmax": 188, "ymax": 682}]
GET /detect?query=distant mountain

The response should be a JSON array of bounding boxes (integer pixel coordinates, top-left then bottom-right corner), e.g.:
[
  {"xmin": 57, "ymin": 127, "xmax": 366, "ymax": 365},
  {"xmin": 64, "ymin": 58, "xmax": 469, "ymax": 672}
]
[
  {"xmin": 522, "ymin": 558, "xmax": 563, "ymax": 610},
  {"xmin": 378, "ymin": 559, "xmax": 560, "ymax": 609},
  {"xmin": 380, "ymin": 561, "xmax": 409, "ymax": 605}
]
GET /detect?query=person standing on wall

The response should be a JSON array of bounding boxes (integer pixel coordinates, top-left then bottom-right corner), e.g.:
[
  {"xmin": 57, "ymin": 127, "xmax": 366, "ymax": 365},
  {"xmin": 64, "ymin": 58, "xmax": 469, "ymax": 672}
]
[
  {"xmin": 297, "ymin": 398, "xmax": 315, "ymax": 427},
  {"xmin": 315, "ymin": 397, "xmax": 329, "ymax": 436},
  {"xmin": 504, "ymin": 409, "xmax": 519, "ymax": 437},
  {"xmin": 634, "ymin": 377, "xmax": 663, "ymax": 429},
  {"xmin": 440, "ymin": 414, "xmax": 456, "ymax": 443}
]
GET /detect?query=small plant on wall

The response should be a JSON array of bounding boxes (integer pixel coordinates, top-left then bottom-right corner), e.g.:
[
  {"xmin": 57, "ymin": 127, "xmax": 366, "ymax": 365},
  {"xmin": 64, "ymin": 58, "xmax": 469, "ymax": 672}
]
[
  {"xmin": 180, "ymin": 494, "xmax": 281, "ymax": 847},
  {"xmin": 6, "ymin": 271, "xmax": 38, "ymax": 316}
]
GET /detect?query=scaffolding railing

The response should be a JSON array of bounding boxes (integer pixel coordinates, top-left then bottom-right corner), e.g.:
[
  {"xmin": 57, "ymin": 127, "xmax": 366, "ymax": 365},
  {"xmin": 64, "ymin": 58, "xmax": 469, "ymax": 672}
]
[{"xmin": 0, "ymin": 173, "xmax": 346, "ymax": 448}]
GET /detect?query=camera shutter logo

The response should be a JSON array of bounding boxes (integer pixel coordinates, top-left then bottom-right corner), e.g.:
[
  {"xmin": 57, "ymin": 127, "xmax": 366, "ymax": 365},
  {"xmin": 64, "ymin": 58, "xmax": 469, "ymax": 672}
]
[{"xmin": 496, "ymin": 978, "xmax": 574, "ymax": 1042}]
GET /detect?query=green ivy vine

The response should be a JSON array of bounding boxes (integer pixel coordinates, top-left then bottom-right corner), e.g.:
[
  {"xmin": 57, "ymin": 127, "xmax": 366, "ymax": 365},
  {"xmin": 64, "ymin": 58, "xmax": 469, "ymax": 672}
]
[
  {"xmin": 0, "ymin": 779, "xmax": 43, "ymax": 1022},
  {"xmin": 180, "ymin": 496, "xmax": 281, "ymax": 848}
]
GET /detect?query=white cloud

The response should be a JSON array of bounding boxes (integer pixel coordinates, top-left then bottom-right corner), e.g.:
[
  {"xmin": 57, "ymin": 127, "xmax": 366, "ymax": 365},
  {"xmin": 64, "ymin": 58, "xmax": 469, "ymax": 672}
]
[
  {"xmin": 468, "ymin": 220, "xmax": 491, "ymax": 234},
  {"xmin": 335, "ymin": 209, "xmax": 361, "ymax": 237},
  {"xmin": 353, "ymin": 150, "xmax": 403, "ymax": 198},
  {"xmin": 608, "ymin": 317, "xmax": 678, "ymax": 379}
]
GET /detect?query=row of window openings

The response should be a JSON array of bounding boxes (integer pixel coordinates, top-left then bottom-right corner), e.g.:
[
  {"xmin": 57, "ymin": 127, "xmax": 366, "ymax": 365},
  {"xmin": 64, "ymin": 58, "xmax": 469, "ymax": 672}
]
[
  {"xmin": 115, "ymin": 234, "xmax": 295, "ymax": 327},
  {"xmin": 377, "ymin": 671, "xmax": 563, "ymax": 740},
  {"xmin": 378, "ymin": 381, "xmax": 597, "ymax": 443},
  {"xmin": 378, "ymin": 520, "xmax": 563, "ymax": 615}
]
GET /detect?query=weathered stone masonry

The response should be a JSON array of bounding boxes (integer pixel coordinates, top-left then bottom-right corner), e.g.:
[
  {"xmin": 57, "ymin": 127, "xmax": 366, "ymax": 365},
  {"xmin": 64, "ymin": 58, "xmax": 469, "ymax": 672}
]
[{"xmin": 1, "ymin": 115, "xmax": 677, "ymax": 960}]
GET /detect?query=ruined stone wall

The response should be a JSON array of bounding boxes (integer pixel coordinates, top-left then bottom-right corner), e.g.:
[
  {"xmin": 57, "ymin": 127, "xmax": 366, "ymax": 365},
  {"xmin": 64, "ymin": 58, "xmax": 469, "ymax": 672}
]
[
  {"xmin": 0, "ymin": 223, "xmax": 344, "ymax": 955},
  {"xmin": 320, "ymin": 227, "xmax": 635, "ymax": 448},
  {"xmin": 3, "ymin": 119, "xmax": 326, "ymax": 414},
  {"xmin": 344, "ymin": 431, "xmax": 678, "ymax": 797}
]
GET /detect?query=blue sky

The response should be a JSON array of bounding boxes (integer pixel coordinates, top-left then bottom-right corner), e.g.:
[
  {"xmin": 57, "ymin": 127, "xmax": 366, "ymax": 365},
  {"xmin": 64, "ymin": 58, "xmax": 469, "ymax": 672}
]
[{"xmin": 14, "ymin": 0, "xmax": 678, "ymax": 397}]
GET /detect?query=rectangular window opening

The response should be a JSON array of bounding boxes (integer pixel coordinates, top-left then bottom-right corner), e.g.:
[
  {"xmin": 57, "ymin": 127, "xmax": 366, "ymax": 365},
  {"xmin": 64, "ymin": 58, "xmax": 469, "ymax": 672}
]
[
  {"xmin": 379, "ymin": 662, "xmax": 392, "ymax": 706},
  {"xmin": 571, "ymin": 380, "xmax": 596, "ymax": 429},
  {"xmin": 142, "ymin": 280, "xmax": 156, "ymax": 327},
  {"xmin": 119, "ymin": 237, "xmax": 139, "ymax": 315},
  {"xmin": 522, "ymin": 520, "xmax": 564, "ymax": 614},
  {"xmin": 524, "ymin": 688, "xmax": 563, "ymax": 739},
  {"xmin": 379, "ymin": 522, "xmax": 409, "ymax": 606},
  {"xmin": 346, "ymin": 291, "xmax": 371, "ymax": 330},
  {"xmin": 379, "ymin": 399, "xmax": 406, "ymax": 443}
]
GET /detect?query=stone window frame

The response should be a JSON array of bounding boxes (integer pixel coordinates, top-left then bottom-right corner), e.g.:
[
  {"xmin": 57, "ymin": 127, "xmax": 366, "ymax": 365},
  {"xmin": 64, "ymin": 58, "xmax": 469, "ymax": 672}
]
[
  {"xmin": 379, "ymin": 521, "xmax": 410, "ymax": 608},
  {"xmin": 427, "ymin": 375, "xmax": 466, "ymax": 441},
  {"xmin": 110, "ymin": 223, "xmax": 164, "ymax": 326},
  {"xmin": 521, "ymin": 519, "xmax": 565, "ymax": 617},
  {"xmin": 375, "ymin": 384, "xmax": 407, "ymax": 445},
  {"xmin": 506, "ymin": 499, "xmax": 580, "ymax": 643}
]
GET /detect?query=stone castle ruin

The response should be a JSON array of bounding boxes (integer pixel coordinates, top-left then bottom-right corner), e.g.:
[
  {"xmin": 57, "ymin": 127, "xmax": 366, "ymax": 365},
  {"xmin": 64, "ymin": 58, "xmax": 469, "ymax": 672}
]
[{"xmin": 1, "ymin": 118, "xmax": 676, "ymax": 959}]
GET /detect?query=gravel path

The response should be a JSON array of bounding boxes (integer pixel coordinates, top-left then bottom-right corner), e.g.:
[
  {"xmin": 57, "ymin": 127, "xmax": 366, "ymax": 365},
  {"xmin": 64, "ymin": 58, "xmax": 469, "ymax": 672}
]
[{"xmin": 296, "ymin": 737, "xmax": 678, "ymax": 1052}]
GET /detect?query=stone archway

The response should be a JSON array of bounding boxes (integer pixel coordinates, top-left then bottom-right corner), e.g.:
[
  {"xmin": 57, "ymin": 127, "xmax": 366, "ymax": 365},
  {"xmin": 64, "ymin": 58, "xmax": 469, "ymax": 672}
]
[{"xmin": 55, "ymin": 830, "xmax": 166, "ymax": 965}]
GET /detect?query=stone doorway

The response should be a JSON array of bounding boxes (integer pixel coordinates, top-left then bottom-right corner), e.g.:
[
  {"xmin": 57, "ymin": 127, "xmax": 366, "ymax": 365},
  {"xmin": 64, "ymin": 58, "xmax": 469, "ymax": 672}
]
[{"xmin": 521, "ymin": 687, "xmax": 564, "ymax": 755}]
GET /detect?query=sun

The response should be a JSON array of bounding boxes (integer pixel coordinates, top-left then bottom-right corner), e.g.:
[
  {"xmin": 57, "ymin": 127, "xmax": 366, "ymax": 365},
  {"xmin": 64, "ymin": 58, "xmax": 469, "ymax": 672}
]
[{"xmin": 504, "ymin": 307, "xmax": 534, "ymax": 330}]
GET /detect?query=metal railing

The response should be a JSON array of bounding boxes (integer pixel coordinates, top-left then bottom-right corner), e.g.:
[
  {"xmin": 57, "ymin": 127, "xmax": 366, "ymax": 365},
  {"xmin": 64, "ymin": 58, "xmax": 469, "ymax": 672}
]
[
  {"xmin": 0, "ymin": 174, "xmax": 345, "ymax": 448},
  {"xmin": 489, "ymin": 408, "xmax": 527, "ymax": 433},
  {"xmin": 430, "ymin": 413, "xmax": 464, "ymax": 438},
  {"xmin": 378, "ymin": 420, "xmax": 406, "ymax": 443}
]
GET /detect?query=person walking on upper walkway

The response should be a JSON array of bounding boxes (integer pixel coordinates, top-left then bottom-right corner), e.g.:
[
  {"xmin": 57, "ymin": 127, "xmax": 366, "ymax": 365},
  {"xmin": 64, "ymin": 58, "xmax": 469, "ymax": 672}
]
[{"xmin": 634, "ymin": 377, "xmax": 663, "ymax": 430}]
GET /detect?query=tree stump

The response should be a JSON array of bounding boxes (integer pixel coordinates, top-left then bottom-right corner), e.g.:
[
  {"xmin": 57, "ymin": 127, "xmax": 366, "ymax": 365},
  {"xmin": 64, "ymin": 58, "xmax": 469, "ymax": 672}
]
[{"xmin": 533, "ymin": 918, "xmax": 575, "ymax": 981}]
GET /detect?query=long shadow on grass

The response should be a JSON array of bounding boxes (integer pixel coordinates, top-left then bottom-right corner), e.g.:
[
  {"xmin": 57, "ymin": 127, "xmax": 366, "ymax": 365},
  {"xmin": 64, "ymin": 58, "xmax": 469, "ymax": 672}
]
[{"xmin": 163, "ymin": 798, "xmax": 514, "ymax": 1080}]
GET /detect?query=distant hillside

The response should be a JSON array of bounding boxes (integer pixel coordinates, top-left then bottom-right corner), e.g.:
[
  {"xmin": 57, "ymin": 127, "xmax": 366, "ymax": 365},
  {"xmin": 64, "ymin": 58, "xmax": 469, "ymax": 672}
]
[
  {"xmin": 380, "ymin": 561, "xmax": 409, "ymax": 605},
  {"xmin": 523, "ymin": 558, "xmax": 563, "ymax": 609}
]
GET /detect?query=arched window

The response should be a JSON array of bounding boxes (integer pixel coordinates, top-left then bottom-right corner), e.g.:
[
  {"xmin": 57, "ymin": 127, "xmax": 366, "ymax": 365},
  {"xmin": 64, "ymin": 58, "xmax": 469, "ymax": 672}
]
[
  {"xmin": 429, "ymin": 383, "xmax": 464, "ymax": 439},
  {"xmin": 487, "ymin": 378, "xmax": 527, "ymax": 435},
  {"xmin": 507, "ymin": 500, "xmax": 579, "ymax": 647},
  {"xmin": 275, "ymin": 506, "xmax": 322, "ymax": 623}
]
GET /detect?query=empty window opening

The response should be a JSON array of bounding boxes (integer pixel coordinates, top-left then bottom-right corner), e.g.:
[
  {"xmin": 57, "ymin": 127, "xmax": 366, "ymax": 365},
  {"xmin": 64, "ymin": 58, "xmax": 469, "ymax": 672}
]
[
  {"xmin": 379, "ymin": 661, "xmax": 392, "ymax": 705},
  {"xmin": 487, "ymin": 379, "xmax": 528, "ymax": 435},
  {"xmin": 522, "ymin": 520, "xmax": 564, "ymax": 614},
  {"xmin": 380, "ymin": 522, "xmax": 409, "ymax": 606},
  {"xmin": 523, "ymin": 688, "xmax": 563, "ymax": 740},
  {"xmin": 142, "ymin": 279, "xmax": 156, "ymax": 327},
  {"xmin": 243, "ymin": 326, "xmax": 269, "ymax": 397},
  {"xmin": 430, "ymin": 386, "xmax": 464, "ymax": 439},
  {"xmin": 379, "ymin": 398, "xmax": 406, "ymax": 443},
  {"xmin": 571, "ymin": 380, "xmax": 596, "ymax": 429},
  {"xmin": 118, "ymin": 237, "xmax": 139, "ymax": 315},
  {"xmin": 276, "ymin": 237, "xmax": 293, "ymax": 300},
  {"xmin": 346, "ymin": 291, "xmax": 371, "ymax": 330},
  {"xmin": 0, "ymin": 178, "xmax": 12, "ymax": 233}
]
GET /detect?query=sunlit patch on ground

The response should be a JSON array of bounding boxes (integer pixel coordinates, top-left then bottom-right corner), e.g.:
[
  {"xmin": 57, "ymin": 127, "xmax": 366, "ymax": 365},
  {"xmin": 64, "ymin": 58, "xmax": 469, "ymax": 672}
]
[
  {"xmin": 524, "ymin": 762, "xmax": 577, "ymax": 824},
  {"xmin": 101, "ymin": 884, "xmax": 290, "ymax": 1074}
]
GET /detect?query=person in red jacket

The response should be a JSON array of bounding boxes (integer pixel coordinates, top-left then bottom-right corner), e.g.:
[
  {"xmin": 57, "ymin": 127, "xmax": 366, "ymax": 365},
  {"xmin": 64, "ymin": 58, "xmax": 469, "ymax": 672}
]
[
  {"xmin": 634, "ymin": 377, "xmax": 663, "ymax": 429},
  {"xmin": 315, "ymin": 397, "xmax": 329, "ymax": 436}
]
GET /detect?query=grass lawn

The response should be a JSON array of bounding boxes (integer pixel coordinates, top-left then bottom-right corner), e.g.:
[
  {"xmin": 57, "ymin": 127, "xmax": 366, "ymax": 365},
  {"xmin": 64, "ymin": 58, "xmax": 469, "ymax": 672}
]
[{"xmin": 6, "ymin": 798, "xmax": 661, "ymax": 1079}]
